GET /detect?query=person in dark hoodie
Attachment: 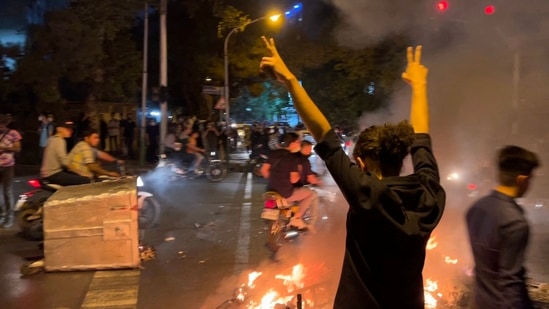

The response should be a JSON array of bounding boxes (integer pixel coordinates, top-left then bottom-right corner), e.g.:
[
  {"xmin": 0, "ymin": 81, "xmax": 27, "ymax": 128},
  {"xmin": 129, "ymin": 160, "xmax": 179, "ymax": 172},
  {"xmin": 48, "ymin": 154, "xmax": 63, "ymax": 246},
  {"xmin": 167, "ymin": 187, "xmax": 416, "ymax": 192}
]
[{"xmin": 260, "ymin": 37, "xmax": 445, "ymax": 308}]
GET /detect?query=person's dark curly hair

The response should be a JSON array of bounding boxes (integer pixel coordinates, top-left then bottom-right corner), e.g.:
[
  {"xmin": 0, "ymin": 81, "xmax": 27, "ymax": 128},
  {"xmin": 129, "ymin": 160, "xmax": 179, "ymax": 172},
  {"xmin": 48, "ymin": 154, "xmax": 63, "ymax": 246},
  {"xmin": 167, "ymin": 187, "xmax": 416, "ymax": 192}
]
[{"xmin": 352, "ymin": 120, "xmax": 415, "ymax": 177}]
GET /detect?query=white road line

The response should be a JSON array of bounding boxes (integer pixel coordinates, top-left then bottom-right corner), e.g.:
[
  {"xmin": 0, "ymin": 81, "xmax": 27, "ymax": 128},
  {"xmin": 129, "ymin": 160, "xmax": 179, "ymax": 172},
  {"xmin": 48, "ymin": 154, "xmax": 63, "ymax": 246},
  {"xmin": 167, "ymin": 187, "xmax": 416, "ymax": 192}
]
[
  {"xmin": 234, "ymin": 172, "xmax": 253, "ymax": 274},
  {"xmin": 80, "ymin": 270, "xmax": 140, "ymax": 309}
]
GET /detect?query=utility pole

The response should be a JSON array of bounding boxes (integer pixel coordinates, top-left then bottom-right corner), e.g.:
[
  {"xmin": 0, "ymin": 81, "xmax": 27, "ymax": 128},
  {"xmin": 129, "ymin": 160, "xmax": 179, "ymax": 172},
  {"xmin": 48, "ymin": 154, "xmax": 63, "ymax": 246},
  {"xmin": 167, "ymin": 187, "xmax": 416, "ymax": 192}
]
[
  {"xmin": 159, "ymin": 0, "xmax": 168, "ymax": 154},
  {"xmin": 511, "ymin": 51, "xmax": 521, "ymax": 136},
  {"xmin": 139, "ymin": 2, "xmax": 149, "ymax": 166}
]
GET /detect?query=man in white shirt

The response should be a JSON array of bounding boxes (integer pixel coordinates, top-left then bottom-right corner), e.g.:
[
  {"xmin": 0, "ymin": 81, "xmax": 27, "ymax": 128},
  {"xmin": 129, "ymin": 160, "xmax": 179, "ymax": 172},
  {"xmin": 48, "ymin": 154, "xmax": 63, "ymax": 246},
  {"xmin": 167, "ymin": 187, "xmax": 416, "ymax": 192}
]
[{"xmin": 40, "ymin": 120, "xmax": 91, "ymax": 186}]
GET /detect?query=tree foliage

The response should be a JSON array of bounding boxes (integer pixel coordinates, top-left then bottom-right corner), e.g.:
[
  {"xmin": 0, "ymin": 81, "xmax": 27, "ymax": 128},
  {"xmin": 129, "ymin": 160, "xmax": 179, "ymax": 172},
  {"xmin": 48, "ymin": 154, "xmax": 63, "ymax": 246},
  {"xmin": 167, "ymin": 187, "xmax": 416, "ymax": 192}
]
[
  {"xmin": 217, "ymin": 1, "xmax": 410, "ymax": 127},
  {"xmin": 2, "ymin": 0, "xmax": 408, "ymax": 130},
  {"xmin": 7, "ymin": 0, "xmax": 143, "ymax": 117}
]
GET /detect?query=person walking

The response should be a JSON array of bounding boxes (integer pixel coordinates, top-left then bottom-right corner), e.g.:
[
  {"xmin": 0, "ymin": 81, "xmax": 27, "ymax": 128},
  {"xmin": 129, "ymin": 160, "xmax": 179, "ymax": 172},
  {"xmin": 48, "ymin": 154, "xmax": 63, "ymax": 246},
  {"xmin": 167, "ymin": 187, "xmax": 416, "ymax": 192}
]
[{"xmin": 466, "ymin": 146, "xmax": 540, "ymax": 309}]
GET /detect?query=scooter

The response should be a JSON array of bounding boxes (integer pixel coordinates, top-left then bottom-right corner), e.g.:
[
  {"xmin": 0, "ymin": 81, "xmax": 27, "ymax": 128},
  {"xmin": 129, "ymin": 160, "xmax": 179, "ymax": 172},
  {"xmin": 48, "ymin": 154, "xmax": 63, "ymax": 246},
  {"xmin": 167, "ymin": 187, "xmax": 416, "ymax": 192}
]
[{"xmin": 16, "ymin": 173, "xmax": 161, "ymax": 241}]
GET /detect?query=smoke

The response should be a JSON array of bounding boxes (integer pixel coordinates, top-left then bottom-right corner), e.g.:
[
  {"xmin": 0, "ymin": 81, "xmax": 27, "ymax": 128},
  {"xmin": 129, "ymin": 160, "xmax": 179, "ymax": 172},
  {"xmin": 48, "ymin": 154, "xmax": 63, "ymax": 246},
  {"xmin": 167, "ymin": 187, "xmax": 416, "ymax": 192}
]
[
  {"xmin": 324, "ymin": 0, "xmax": 549, "ymax": 292},
  {"xmin": 329, "ymin": 0, "xmax": 549, "ymax": 161}
]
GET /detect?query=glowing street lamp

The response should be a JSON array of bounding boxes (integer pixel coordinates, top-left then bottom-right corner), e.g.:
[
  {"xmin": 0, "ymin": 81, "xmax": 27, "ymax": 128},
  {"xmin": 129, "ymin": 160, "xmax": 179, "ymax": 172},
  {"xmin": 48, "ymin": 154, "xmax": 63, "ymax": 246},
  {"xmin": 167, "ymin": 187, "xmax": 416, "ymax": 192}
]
[{"xmin": 223, "ymin": 14, "xmax": 281, "ymax": 124}]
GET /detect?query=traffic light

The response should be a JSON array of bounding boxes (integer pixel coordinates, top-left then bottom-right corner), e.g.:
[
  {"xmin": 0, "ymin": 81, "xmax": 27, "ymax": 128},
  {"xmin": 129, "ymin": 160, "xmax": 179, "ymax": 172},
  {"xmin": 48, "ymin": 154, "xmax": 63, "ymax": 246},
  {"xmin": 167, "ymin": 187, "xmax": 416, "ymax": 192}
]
[
  {"xmin": 484, "ymin": 5, "xmax": 496, "ymax": 15},
  {"xmin": 436, "ymin": 1, "xmax": 449, "ymax": 12}
]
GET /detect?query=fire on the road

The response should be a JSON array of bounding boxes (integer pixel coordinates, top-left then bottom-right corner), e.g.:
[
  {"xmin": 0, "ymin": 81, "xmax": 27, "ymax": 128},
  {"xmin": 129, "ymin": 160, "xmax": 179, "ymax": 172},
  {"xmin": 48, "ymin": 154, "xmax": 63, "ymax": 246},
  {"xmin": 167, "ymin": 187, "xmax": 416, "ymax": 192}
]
[
  {"xmin": 424, "ymin": 234, "xmax": 467, "ymax": 309},
  {"xmin": 226, "ymin": 263, "xmax": 326, "ymax": 308},
  {"xmin": 228, "ymin": 235, "xmax": 466, "ymax": 309}
]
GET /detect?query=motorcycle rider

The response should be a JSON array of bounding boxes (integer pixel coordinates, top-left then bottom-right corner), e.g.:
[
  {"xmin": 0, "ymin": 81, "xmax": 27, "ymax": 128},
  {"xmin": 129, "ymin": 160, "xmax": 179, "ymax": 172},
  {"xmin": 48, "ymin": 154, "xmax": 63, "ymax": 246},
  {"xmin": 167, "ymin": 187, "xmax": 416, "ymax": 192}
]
[
  {"xmin": 40, "ymin": 120, "xmax": 91, "ymax": 186},
  {"xmin": 186, "ymin": 130, "xmax": 206, "ymax": 172},
  {"xmin": 260, "ymin": 132, "xmax": 317, "ymax": 230},
  {"xmin": 295, "ymin": 140, "xmax": 322, "ymax": 187},
  {"xmin": 67, "ymin": 129, "xmax": 122, "ymax": 180}
]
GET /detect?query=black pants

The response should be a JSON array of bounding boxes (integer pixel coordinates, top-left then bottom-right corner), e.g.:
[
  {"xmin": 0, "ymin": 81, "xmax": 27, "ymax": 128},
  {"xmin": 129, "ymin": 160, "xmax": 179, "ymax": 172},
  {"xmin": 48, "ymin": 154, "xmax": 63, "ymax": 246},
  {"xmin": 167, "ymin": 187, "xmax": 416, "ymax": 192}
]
[
  {"xmin": 124, "ymin": 136, "xmax": 135, "ymax": 158},
  {"xmin": 44, "ymin": 171, "xmax": 91, "ymax": 186}
]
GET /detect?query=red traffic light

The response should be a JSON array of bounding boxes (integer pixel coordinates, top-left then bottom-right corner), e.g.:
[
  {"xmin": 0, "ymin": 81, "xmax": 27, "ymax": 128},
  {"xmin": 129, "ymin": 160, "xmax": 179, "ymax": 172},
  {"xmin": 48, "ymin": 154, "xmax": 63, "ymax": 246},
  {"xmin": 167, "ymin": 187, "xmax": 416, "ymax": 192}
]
[
  {"xmin": 436, "ymin": 1, "xmax": 449, "ymax": 12},
  {"xmin": 484, "ymin": 5, "xmax": 496, "ymax": 15}
]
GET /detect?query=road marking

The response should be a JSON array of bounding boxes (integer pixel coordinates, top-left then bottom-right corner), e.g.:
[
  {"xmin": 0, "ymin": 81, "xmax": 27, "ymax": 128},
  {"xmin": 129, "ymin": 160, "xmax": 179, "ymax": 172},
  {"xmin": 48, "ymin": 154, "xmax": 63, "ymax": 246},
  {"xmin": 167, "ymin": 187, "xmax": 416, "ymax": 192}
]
[
  {"xmin": 80, "ymin": 270, "xmax": 140, "ymax": 309},
  {"xmin": 234, "ymin": 173, "xmax": 253, "ymax": 274}
]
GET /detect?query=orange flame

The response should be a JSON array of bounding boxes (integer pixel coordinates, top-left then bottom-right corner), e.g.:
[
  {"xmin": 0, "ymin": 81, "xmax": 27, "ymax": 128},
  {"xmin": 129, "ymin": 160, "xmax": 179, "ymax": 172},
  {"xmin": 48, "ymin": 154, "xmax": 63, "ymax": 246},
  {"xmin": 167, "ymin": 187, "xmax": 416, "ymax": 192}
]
[
  {"xmin": 444, "ymin": 256, "xmax": 458, "ymax": 264},
  {"xmin": 240, "ymin": 264, "xmax": 312, "ymax": 308},
  {"xmin": 274, "ymin": 264, "xmax": 305, "ymax": 293},
  {"xmin": 424, "ymin": 278, "xmax": 439, "ymax": 309},
  {"xmin": 248, "ymin": 271, "xmax": 263, "ymax": 288},
  {"xmin": 426, "ymin": 235, "xmax": 438, "ymax": 250}
]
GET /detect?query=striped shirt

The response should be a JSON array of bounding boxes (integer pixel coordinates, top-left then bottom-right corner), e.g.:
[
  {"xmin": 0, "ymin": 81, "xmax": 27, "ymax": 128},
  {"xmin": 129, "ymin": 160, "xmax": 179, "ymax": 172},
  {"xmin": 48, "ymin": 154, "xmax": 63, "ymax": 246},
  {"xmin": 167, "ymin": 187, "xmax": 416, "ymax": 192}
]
[{"xmin": 67, "ymin": 141, "xmax": 97, "ymax": 178}]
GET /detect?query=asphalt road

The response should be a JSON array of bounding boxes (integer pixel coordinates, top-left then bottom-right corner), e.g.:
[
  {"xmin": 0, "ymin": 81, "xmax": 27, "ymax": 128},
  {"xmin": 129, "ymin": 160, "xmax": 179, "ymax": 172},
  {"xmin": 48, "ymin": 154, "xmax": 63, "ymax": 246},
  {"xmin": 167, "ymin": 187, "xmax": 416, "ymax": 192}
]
[{"xmin": 1, "ymin": 163, "xmax": 549, "ymax": 308}]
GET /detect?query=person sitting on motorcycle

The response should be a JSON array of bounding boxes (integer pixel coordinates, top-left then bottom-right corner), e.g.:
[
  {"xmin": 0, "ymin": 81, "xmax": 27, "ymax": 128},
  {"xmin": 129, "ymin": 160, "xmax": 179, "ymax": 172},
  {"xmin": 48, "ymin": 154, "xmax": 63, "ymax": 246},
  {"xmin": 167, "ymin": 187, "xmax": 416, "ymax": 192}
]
[
  {"xmin": 40, "ymin": 120, "xmax": 91, "ymax": 186},
  {"xmin": 260, "ymin": 132, "xmax": 317, "ymax": 230},
  {"xmin": 164, "ymin": 124, "xmax": 188, "ymax": 174},
  {"xmin": 250, "ymin": 123, "xmax": 270, "ymax": 160},
  {"xmin": 67, "ymin": 128, "xmax": 122, "ymax": 180},
  {"xmin": 186, "ymin": 131, "xmax": 206, "ymax": 172},
  {"xmin": 295, "ymin": 140, "xmax": 322, "ymax": 187}
]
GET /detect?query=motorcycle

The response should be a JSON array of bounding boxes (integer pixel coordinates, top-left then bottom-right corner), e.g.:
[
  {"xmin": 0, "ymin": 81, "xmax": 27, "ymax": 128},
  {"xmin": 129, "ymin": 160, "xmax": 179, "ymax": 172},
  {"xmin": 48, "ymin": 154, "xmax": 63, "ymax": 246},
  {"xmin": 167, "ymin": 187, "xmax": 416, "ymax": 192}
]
[
  {"xmin": 248, "ymin": 145, "xmax": 270, "ymax": 178},
  {"xmin": 156, "ymin": 150, "xmax": 227, "ymax": 182},
  {"xmin": 16, "ymin": 172, "xmax": 161, "ymax": 241},
  {"xmin": 260, "ymin": 190, "xmax": 316, "ymax": 261},
  {"xmin": 248, "ymin": 153, "xmax": 268, "ymax": 177}
]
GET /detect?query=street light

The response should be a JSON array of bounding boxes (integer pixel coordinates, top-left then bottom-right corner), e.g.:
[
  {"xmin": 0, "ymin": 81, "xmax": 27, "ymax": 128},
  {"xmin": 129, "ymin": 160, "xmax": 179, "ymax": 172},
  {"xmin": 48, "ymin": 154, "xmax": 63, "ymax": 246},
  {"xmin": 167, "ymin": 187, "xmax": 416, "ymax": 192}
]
[{"xmin": 223, "ymin": 14, "xmax": 281, "ymax": 125}]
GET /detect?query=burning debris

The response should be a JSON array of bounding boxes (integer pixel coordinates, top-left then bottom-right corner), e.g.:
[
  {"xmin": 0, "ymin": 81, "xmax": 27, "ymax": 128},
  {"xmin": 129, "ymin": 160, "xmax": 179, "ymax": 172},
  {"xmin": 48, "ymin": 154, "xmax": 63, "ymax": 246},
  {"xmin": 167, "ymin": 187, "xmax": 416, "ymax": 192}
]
[
  {"xmin": 423, "ymin": 234, "xmax": 549, "ymax": 308},
  {"xmin": 216, "ymin": 263, "xmax": 332, "ymax": 308}
]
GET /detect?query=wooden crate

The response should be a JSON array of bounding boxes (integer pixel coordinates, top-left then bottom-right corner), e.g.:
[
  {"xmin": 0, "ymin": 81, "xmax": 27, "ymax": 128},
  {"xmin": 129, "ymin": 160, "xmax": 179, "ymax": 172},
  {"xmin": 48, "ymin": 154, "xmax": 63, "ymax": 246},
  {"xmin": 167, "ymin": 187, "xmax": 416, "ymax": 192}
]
[{"xmin": 43, "ymin": 178, "xmax": 140, "ymax": 271}]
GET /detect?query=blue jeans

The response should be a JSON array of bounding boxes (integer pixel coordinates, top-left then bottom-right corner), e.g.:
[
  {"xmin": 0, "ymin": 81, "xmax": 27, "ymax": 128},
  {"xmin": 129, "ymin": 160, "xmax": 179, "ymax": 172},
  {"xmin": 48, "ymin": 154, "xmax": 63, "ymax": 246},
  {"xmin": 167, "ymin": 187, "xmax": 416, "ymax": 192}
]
[{"xmin": 0, "ymin": 165, "xmax": 15, "ymax": 219}]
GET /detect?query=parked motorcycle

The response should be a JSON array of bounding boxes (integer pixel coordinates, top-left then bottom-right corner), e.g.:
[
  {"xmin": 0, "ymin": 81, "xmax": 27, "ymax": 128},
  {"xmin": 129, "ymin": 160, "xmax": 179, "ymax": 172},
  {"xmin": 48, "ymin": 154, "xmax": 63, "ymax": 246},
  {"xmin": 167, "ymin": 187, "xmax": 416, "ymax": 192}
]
[
  {"xmin": 16, "ymin": 173, "xmax": 161, "ymax": 241},
  {"xmin": 156, "ymin": 150, "xmax": 227, "ymax": 182}
]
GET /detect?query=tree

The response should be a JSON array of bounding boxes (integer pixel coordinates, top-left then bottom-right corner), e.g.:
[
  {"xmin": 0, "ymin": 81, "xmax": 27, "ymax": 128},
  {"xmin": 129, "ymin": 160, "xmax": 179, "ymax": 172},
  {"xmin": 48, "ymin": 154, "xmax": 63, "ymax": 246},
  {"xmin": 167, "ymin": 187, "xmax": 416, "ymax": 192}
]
[
  {"xmin": 212, "ymin": 1, "xmax": 409, "ymax": 128},
  {"xmin": 9, "ymin": 0, "xmax": 143, "ymax": 117}
]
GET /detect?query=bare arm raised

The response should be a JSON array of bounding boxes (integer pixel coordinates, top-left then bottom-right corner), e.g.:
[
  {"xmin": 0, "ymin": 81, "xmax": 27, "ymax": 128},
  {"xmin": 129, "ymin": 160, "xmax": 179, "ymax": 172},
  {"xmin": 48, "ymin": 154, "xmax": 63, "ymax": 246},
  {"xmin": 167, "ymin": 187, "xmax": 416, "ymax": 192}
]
[
  {"xmin": 260, "ymin": 37, "xmax": 430, "ymax": 136},
  {"xmin": 402, "ymin": 46, "xmax": 429, "ymax": 134},
  {"xmin": 259, "ymin": 36, "xmax": 331, "ymax": 142}
]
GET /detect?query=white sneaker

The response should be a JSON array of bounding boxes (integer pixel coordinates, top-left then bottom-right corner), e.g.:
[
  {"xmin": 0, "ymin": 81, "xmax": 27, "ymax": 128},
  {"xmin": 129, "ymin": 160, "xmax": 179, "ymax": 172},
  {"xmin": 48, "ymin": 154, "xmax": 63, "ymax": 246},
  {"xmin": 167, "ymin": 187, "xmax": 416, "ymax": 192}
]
[
  {"xmin": 172, "ymin": 167, "xmax": 186, "ymax": 175},
  {"xmin": 289, "ymin": 217, "xmax": 307, "ymax": 230}
]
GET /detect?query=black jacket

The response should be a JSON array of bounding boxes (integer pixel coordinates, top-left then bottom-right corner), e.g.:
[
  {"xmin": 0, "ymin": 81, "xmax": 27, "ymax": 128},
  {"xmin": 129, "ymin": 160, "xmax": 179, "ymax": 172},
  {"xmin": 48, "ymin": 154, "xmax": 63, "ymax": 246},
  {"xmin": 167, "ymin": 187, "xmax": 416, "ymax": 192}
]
[{"xmin": 315, "ymin": 130, "xmax": 445, "ymax": 309}]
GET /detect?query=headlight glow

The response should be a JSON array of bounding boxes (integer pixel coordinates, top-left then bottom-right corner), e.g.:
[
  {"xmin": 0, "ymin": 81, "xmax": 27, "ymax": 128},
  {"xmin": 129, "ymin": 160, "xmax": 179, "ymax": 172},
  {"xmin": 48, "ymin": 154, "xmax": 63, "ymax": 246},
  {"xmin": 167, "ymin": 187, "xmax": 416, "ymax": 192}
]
[
  {"xmin": 447, "ymin": 172, "xmax": 460, "ymax": 181},
  {"xmin": 136, "ymin": 176, "xmax": 144, "ymax": 187}
]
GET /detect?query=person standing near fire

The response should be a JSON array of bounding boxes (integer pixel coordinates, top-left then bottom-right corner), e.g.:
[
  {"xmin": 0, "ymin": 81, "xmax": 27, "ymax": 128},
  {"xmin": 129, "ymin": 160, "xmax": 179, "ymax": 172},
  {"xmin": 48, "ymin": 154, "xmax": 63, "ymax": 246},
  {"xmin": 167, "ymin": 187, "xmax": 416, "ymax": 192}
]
[
  {"xmin": 466, "ymin": 146, "xmax": 540, "ymax": 309},
  {"xmin": 259, "ymin": 37, "xmax": 445, "ymax": 308}
]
